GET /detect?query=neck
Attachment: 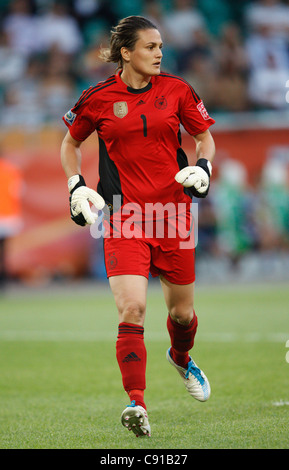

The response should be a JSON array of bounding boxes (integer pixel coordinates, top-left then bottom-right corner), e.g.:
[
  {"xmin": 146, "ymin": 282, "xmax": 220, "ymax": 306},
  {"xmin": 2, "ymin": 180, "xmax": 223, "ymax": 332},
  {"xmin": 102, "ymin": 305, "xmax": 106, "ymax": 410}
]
[{"xmin": 120, "ymin": 69, "xmax": 151, "ymax": 89}]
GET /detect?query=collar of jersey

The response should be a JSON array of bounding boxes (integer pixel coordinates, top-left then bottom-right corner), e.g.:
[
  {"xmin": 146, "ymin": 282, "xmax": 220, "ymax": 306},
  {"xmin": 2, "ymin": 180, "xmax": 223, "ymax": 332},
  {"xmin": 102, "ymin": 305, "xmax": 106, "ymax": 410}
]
[{"xmin": 116, "ymin": 70, "xmax": 153, "ymax": 94}]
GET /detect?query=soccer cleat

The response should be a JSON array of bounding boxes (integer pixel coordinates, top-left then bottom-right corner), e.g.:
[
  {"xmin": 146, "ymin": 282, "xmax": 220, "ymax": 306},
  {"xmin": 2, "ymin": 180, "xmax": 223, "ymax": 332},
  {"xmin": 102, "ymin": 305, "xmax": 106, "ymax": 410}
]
[
  {"xmin": 121, "ymin": 400, "xmax": 151, "ymax": 437},
  {"xmin": 166, "ymin": 347, "xmax": 211, "ymax": 402}
]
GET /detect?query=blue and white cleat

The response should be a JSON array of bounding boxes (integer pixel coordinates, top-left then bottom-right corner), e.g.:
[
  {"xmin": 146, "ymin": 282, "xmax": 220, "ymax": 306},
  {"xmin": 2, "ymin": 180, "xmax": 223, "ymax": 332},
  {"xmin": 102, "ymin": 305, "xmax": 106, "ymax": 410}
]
[
  {"xmin": 166, "ymin": 348, "xmax": 211, "ymax": 402},
  {"xmin": 121, "ymin": 400, "xmax": 151, "ymax": 437}
]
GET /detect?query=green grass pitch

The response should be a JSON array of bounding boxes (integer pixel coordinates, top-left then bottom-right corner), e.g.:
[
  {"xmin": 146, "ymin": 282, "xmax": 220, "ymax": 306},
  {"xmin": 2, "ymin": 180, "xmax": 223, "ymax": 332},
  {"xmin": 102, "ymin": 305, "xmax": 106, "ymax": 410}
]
[{"xmin": 0, "ymin": 282, "xmax": 288, "ymax": 449}]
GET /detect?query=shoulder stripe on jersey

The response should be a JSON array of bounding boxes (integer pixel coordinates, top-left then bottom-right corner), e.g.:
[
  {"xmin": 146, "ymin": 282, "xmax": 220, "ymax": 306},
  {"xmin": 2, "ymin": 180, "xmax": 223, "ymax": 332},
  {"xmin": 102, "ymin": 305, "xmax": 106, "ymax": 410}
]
[
  {"xmin": 73, "ymin": 75, "xmax": 116, "ymax": 107},
  {"xmin": 159, "ymin": 72, "xmax": 200, "ymax": 103},
  {"xmin": 73, "ymin": 77, "xmax": 117, "ymax": 110}
]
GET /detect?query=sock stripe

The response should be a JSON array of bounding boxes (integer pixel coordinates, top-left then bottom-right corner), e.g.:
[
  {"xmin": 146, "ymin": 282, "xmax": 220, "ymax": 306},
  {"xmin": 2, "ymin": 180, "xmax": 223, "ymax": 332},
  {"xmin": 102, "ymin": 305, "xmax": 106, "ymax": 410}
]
[
  {"xmin": 118, "ymin": 326, "xmax": 144, "ymax": 331},
  {"xmin": 118, "ymin": 323, "xmax": 144, "ymax": 336},
  {"xmin": 118, "ymin": 332, "xmax": 144, "ymax": 337}
]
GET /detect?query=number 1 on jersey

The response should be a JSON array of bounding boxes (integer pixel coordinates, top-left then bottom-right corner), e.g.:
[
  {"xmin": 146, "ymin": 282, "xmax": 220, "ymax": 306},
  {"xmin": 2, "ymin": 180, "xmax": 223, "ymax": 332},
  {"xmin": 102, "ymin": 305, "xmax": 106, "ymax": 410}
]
[{"xmin": 140, "ymin": 114, "xmax": 147, "ymax": 137}]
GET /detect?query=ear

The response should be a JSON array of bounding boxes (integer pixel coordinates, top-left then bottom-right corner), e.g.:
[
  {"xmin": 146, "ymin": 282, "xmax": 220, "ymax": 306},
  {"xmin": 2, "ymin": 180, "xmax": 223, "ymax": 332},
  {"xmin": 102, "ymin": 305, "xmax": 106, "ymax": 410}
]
[{"xmin": 120, "ymin": 47, "xmax": 130, "ymax": 63}]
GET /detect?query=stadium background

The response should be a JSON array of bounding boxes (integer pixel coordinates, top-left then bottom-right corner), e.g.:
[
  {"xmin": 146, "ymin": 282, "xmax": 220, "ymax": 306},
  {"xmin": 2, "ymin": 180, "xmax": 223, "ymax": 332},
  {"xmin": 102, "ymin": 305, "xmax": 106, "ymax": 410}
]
[
  {"xmin": 0, "ymin": 0, "xmax": 289, "ymax": 451},
  {"xmin": 0, "ymin": 0, "xmax": 289, "ymax": 286}
]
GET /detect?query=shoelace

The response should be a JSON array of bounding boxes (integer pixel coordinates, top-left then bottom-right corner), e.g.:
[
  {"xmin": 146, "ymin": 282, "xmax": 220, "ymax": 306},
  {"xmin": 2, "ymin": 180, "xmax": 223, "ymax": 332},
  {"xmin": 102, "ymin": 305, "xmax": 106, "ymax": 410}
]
[
  {"xmin": 127, "ymin": 400, "xmax": 136, "ymax": 408},
  {"xmin": 185, "ymin": 360, "xmax": 205, "ymax": 385}
]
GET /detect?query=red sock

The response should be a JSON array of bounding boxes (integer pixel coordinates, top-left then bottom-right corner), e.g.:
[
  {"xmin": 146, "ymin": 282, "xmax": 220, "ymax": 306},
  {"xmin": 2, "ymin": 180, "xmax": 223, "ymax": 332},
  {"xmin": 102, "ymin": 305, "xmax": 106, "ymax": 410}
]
[
  {"xmin": 167, "ymin": 312, "xmax": 198, "ymax": 368},
  {"xmin": 116, "ymin": 322, "xmax": 146, "ymax": 408},
  {"xmin": 127, "ymin": 389, "xmax": 146, "ymax": 410}
]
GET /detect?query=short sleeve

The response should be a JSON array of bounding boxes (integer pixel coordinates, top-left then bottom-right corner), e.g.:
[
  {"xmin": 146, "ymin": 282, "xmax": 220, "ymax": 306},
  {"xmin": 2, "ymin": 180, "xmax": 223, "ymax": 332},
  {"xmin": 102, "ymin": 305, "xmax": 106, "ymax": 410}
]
[
  {"xmin": 62, "ymin": 90, "xmax": 96, "ymax": 141},
  {"xmin": 179, "ymin": 84, "xmax": 215, "ymax": 136}
]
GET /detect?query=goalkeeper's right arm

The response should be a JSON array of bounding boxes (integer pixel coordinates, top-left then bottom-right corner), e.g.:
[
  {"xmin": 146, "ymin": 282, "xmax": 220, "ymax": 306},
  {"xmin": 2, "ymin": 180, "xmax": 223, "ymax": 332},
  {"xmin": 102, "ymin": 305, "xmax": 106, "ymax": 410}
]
[{"xmin": 61, "ymin": 131, "xmax": 105, "ymax": 226}]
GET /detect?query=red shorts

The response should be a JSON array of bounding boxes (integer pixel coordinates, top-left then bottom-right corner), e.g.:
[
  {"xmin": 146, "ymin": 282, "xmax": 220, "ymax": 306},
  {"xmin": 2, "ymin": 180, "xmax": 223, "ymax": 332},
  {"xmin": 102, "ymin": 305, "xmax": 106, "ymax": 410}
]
[{"xmin": 104, "ymin": 236, "xmax": 195, "ymax": 285}]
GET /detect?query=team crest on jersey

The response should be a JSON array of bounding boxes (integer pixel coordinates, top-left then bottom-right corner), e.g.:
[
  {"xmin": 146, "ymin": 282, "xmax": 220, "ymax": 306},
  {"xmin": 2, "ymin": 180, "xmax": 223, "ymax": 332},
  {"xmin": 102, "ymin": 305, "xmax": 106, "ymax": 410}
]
[
  {"xmin": 154, "ymin": 96, "xmax": 167, "ymax": 110},
  {"xmin": 64, "ymin": 109, "xmax": 77, "ymax": 125},
  {"xmin": 197, "ymin": 101, "xmax": 210, "ymax": 120},
  {"xmin": 113, "ymin": 101, "xmax": 128, "ymax": 118}
]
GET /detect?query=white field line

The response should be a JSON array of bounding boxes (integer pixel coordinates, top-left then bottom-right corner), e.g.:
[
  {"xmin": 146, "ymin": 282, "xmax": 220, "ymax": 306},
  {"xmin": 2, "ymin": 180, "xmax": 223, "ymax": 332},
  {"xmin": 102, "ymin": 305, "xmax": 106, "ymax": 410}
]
[
  {"xmin": 272, "ymin": 400, "xmax": 289, "ymax": 406},
  {"xmin": 0, "ymin": 330, "xmax": 288, "ymax": 343}
]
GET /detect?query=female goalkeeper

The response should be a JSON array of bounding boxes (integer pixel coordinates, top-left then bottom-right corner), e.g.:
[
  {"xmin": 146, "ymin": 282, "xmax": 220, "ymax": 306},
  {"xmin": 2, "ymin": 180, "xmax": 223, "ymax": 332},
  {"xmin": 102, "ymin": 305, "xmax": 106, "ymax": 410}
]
[{"xmin": 61, "ymin": 15, "xmax": 215, "ymax": 438}]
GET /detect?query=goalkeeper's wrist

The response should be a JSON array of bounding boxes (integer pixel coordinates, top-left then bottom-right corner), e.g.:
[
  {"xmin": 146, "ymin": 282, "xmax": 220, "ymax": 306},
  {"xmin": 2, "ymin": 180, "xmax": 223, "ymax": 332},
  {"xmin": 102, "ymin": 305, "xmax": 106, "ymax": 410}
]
[
  {"xmin": 196, "ymin": 158, "xmax": 212, "ymax": 178},
  {"xmin": 68, "ymin": 174, "xmax": 86, "ymax": 194}
]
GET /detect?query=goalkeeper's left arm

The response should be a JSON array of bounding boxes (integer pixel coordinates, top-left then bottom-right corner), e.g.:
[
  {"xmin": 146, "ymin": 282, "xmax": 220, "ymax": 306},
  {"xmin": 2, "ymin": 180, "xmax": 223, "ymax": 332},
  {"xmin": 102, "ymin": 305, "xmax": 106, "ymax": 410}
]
[
  {"xmin": 61, "ymin": 131, "xmax": 105, "ymax": 226},
  {"xmin": 175, "ymin": 129, "xmax": 215, "ymax": 198}
]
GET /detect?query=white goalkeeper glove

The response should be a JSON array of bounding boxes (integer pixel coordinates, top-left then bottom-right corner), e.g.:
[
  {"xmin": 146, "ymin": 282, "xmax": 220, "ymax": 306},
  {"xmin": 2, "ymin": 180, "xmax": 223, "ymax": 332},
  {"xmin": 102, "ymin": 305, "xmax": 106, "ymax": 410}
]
[
  {"xmin": 68, "ymin": 174, "xmax": 105, "ymax": 226},
  {"xmin": 175, "ymin": 158, "xmax": 212, "ymax": 198}
]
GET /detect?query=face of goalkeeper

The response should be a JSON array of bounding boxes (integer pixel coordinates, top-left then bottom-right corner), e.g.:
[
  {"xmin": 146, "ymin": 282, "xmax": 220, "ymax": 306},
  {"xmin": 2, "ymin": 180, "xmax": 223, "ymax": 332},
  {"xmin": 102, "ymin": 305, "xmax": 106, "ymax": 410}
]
[{"xmin": 120, "ymin": 28, "xmax": 163, "ymax": 79}]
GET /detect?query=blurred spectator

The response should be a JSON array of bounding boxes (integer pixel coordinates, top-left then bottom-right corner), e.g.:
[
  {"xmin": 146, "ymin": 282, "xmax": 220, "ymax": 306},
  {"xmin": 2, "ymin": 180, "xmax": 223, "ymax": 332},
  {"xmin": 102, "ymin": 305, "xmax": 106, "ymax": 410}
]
[
  {"xmin": 1, "ymin": 55, "xmax": 45, "ymax": 128},
  {"xmin": 163, "ymin": 0, "xmax": 214, "ymax": 74},
  {"xmin": 0, "ymin": 150, "xmax": 23, "ymax": 288},
  {"xmin": 73, "ymin": 35, "xmax": 116, "ymax": 89},
  {"xmin": 244, "ymin": 0, "xmax": 289, "ymax": 69},
  {"xmin": 40, "ymin": 46, "xmax": 78, "ymax": 121},
  {"xmin": 245, "ymin": 24, "xmax": 289, "ymax": 71},
  {"xmin": 245, "ymin": 0, "xmax": 289, "ymax": 41},
  {"xmin": 0, "ymin": 29, "xmax": 26, "ymax": 86},
  {"xmin": 247, "ymin": 52, "xmax": 289, "ymax": 109},
  {"xmin": 73, "ymin": 0, "xmax": 101, "ymax": 20},
  {"xmin": 183, "ymin": 51, "xmax": 218, "ymax": 111},
  {"xmin": 215, "ymin": 22, "xmax": 249, "ymax": 77},
  {"xmin": 163, "ymin": 0, "xmax": 206, "ymax": 54},
  {"xmin": 210, "ymin": 22, "xmax": 249, "ymax": 111},
  {"xmin": 244, "ymin": 0, "xmax": 289, "ymax": 109},
  {"xmin": 212, "ymin": 159, "xmax": 256, "ymax": 261},
  {"xmin": 2, "ymin": 0, "xmax": 39, "ymax": 57},
  {"xmin": 143, "ymin": 0, "xmax": 178, "ymax": 72},
  {"xmin": 143, "ymin": 0, "xmax": 166, "ymax": 35},
  {"xmin": 72, "ymin": 0, "xmax": 102, "ymax": 18},
  {"xmin": 196, "ymin": 197, "xmax": 219, "ymax": 256},
  {"xmin": 37, "ymin": 1, "xmax": 83, "ymax": 55},
  {"xmin": 213, "ymin": 64, "xmax": 249, "ymax": 112},
  {"xmin": 255, "ymin": 159, "xmax": 289, "ymax": 250},
  {"xmin": 72, "ymin": 0, "xmax": 117, "ymax": 48},
  {"xmin": 177, "ymin": 25, "xmax": 213, "ymax": 73},
  {"xmin": 72, "ymin": 0, "xmax": 115, "ymax": 26}
]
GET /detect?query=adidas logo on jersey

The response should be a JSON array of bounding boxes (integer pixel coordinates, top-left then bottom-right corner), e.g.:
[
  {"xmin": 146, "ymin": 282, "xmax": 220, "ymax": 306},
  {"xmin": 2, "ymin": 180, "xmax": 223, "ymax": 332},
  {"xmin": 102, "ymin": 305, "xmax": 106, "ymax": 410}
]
[
  {"xmin": 136, "ymin": 100, "xmax": 145, "ymax": 105},
  {"xmin": 122, "ymin": 352, "xmax": 141, "ymax": 362}
]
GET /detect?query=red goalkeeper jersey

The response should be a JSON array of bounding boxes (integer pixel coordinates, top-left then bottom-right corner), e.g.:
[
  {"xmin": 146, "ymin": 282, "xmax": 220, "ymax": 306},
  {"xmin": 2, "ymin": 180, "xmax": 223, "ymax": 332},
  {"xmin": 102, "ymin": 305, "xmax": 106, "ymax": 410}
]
[{"xmin": 62, "ymin": 70, "xmax": 215, "ymax": 215}]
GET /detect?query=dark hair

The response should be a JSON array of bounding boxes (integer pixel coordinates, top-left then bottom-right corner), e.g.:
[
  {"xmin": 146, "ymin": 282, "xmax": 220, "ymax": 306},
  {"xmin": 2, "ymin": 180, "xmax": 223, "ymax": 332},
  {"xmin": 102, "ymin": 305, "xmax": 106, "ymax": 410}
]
[{"xmin": 100, "ymin": 16, "xmax": 157, "ymax": 69}]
